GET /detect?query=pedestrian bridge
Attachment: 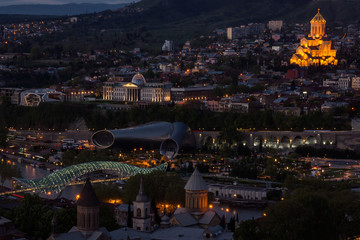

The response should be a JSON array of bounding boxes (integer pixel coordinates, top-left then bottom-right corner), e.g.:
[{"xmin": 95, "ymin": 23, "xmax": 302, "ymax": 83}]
[{"xmin": 13, "ymin": 161, "xmax": 167, "ymax": 194}]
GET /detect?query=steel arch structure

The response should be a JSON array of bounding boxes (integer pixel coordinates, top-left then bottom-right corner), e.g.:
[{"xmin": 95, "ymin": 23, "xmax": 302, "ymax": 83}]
[{"xmin": 14, "ymin": 161, "xmax": 167, "ymax": 193}]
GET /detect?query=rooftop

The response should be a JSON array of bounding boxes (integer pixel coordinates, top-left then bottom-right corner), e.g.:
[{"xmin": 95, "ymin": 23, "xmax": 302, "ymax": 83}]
[
  {"xmin": 311, "ymin": 9, "xmax": 326, "ymax": 23},
  {"xmin": 77, "ymin": 178, "xmax": 99, "ymax": 207},
  {"xmin": 184, "ymin": 168, "xmax": 208, "ymax": 191},
  {"xmin": 135, "ymin": 177, "xmax": 149, "ymax": 202}
]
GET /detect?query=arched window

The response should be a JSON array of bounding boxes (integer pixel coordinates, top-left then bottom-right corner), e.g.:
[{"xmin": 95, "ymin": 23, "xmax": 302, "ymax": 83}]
[{"xmin": 137, "ymin": 208, "xmax": 141, "ymax": 217}]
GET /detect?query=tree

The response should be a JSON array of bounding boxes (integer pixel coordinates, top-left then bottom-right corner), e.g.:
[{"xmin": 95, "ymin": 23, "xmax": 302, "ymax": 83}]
[
  {"xmin": 233, "ymin": 219, "xmax": 262, "ymax": 240},
  {"xmin": 93, "ymin": 182, "xmax": 122, "ymax": 202},
  {"xmin": 122, "ymin": 172, "xmax": 185, "ymax": 207},
  {"xmin": 30, "ymin": 45, "xmax": 41, "ymax": 60},
  {"xmin": 151, "ymin": 198, "xmax": 160, "ymax": 225},
  {"xmin": 99, "ymin": 205, "xmax": 118, "ymax": 231},
  {"xmin": 196, "ymin": 163, "xmax": 209, "ymax": 173},
  {"xmin": 261, "ymin": 188, "xmax": 360, "ymax": 240},
  {"xmin": 127, "ymin": 202, "xmax": 132, "ymax": 227},
  {"xmin": 10, "ymin": 194, "xmax": 53, "ymax": 239},
  {"xmin": 229, "ymin": 217, "xmax": 236, "ymax": 232},
  {"xmin": 55, "ymin": 207, "xmax": 76, "ymax": 233},
  {"xmin": 220, "ymin": 215, "xmax": 226, "ymax": 228},
  {"xmin": 61, "ymin": 149, "xmax": 77, "ymax": 166}
]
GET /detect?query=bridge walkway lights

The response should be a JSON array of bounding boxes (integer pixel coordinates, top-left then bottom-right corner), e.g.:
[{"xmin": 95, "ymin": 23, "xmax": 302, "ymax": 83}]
[{"xmin": 13, "ymin": 161, "xmax": 167, "ymax": 194}]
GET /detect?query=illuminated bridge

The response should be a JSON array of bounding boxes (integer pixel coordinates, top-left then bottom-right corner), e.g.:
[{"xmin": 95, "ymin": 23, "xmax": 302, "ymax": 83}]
[{"xmin": 13, "ymin": 161, "xmax": 167, "ymax": 194}]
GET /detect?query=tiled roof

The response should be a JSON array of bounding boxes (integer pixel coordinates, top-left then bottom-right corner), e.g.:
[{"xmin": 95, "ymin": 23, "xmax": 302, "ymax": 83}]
[
  {"xmin": 173, "ymin": 213, "xmax": 198, "ymax": 227},
  {"xmin": 77, "ymin": 178, "xmax": 99, "ymax": 207},
  {"xmin": 184, "ymin": 168, "xmax": 208, "ymax": 191}
]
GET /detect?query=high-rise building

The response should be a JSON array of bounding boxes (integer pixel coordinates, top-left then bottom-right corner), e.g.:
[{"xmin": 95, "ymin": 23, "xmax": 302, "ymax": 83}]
[
  {"xmin": 268, "ymin": 20, "xmax": 283, "ymax": 32},
  {"xmin": 290, "ymin": 9, "xmax": 337, "ymax": 67},
  {"xmin": 227, "ymin": 27, "xmax": 233, "ymax": 40},
  {"xmin": 162, "ymin": 40, "xmax": 174, "ymax": 52}
]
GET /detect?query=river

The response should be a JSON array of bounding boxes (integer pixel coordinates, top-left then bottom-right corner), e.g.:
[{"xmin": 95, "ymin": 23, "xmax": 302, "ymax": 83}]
[
  {"xmin": 4, "ymin": 158, "xmax": 82, "ymax": 200},
  {"xmin": 4, "ymin": 158, "xmax": 264, "ymax": 221}
]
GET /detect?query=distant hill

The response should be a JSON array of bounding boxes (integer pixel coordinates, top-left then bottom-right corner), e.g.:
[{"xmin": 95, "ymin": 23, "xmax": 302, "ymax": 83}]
[
  {"xmin": 128, "ymin": 0, "xmax": 360, "ymax": 27},
  {"xmin": 84, "ymin": 0, "xmax": 360, "ymax": 47},
  {"xmin": 12, "ymin": 0, "xmax": 360, "ymax": 51},
  {"xmin": 0, "ymin": 3, "xmax": 130, "ymax": 16}
]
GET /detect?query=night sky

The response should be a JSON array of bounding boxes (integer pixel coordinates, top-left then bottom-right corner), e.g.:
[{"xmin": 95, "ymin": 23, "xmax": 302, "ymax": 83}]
[{"xmin": 0, "ymin": 0, "xmax": 131, "ymax": 6}]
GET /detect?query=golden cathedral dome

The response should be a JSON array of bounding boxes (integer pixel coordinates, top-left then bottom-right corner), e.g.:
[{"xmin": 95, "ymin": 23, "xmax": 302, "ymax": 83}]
[{"xmin": 311, "ymin": 9, "xmax": 326, "ymax": 23}]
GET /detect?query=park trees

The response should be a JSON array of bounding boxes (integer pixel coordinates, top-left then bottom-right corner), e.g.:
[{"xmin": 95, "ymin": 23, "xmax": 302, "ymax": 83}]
[
  {"xmin": 234, "ymin": 181, "xmax": 360, "ymax": 240},
  {"xmin": 122, "ymin": 171, "xmax": 185, "ymax": 207},
  {"xmin": 10, "ymin": 194, "xmax": 53, "ymax": 239}
]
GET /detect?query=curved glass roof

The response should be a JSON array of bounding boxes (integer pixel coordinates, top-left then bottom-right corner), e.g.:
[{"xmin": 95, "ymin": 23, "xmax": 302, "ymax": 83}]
[
  {"xmin": 14, "ymin": 161, "xmax": 167, "ymax": 193},
  {"xmin": 131, "ymin": 73, "xmax": 146, "ymax": 85}
]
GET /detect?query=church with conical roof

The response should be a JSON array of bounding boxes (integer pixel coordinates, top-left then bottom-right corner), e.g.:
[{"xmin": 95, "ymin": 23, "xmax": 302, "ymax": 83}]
[
  {"xmin": 290, "ymin": 9, "xmax": 337, "ymax": 67},
  {"xmin": 184, "ymin": 168, "xmax": 208, "ymax": 213},
  {"xmin": 48, "ymin": 178, "xmax": 111, "ymax": 240},
  {"xmin": 170, "ymin": 168, "xmax": 221, "ymax": 228}
]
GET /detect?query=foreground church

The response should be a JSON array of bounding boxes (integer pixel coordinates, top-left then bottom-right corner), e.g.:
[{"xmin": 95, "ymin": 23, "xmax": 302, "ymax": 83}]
[
  {"xmin": 290, "ymin": 9, "xmax": 337, "ymax": 67},
  {"xmin": 170, "ymin": 168, "xmax": 221, "ymax": 228},
  {"xmin": 48, "ymin": 179, "xmax": 111, "ymax": 240}
]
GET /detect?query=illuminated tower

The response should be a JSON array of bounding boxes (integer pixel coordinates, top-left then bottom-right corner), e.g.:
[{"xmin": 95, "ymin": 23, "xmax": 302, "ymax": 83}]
[
  {"xmin": 132, "ymin": 177, "xmax": 152, "ymax": 232},
  {"xmin": 310, "ymin": 9, "xmax": 326, "ymax": 39},
  {"xmin": 290, "ymin": 9, "xmax": 337, "ymax": 67},
  {"xmin": 77, "ymin": 178, "xmax": 100, "ymax": 236},
  {"xmin": 184, "ymin": 168, "xmax": 208, "ymax": 213}
]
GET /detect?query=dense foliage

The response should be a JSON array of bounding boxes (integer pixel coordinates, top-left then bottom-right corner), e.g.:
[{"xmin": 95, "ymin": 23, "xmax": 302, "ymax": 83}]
[
  {"xmin": 122, "ymin": 172, "xmax": 185, "ymax": 206},
  {"xmin": 0, "ymin": 103, "xmax": 351, "ymax": 132},
  {"xmin": 295, "ymin": 146, "xmax": 360, "ymax": 159},
  {"xmin": 8, "ymin": 194, "xmax": 53, "ymax": 239},
  {"xmin": 1, "ymin": 194, "xmax": 119, "ymax": 239},
  {"xmin": 234, "ymin": 180, "xmax": 360, "ymax": 240},
  {"xmin": 61, "ymin": 149, "xmax": 115, "ymax": 166},
  {"xmin": 93, "ymin": 183, "xmax": 123, "ymax": 203}
]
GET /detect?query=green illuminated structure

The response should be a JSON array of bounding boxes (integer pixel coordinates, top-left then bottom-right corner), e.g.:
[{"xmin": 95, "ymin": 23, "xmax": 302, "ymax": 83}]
[{"xmin": 14, "ymin": 161, "xmax": 167, "ymax": 193}]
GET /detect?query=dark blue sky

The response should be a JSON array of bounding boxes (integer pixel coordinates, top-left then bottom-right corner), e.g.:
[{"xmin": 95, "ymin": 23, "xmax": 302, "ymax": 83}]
[{"xmin": 0, "ymin": 0, "xmax": 132, "ymax": 6}]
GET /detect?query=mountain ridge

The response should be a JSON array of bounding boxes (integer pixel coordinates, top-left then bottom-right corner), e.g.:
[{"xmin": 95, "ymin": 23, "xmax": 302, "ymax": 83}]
[{"xmin": 0, "ymin": 3, "xmax": 130, "ymax": 16}]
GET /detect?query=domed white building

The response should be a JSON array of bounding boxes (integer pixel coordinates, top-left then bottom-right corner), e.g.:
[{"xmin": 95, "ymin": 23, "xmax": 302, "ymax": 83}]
[{"xmin": 103, "ymin": 73, "xmax": 171, "ymax": 103}]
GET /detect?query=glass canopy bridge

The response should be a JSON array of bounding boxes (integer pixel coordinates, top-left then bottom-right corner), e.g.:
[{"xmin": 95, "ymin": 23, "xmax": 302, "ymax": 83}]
[{"xmin": 5, "ymin": 161, "xmax": 167, "ymax": 196}]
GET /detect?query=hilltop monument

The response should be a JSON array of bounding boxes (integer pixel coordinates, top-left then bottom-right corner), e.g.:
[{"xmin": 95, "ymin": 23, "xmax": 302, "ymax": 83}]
[{"xmin": 290, "ymin": 9, "xmax": 337, "ymax": 67}]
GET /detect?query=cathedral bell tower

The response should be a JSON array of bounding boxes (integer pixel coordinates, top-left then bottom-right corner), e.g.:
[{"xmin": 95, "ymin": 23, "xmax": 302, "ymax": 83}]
[
  {"xmin": 132, "ymin": 177, "xmax": 152, "ymax": 232},
  {"xmin": 184, "ymin": 168, "xmax": 208, "ymax": 213},
  {"xmin": 310, "ymin": 9, "xmax": 326, "ymax": 39},
  {"xmin": 77, "ymin": 178, "xmax": 100, "ymax": 237}
]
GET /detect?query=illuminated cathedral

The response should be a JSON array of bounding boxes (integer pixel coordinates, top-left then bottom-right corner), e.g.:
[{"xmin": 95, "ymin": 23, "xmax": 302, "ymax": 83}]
[{"xmin": 290, "ymin": 9, "xmax": 337, "ymax": 67}]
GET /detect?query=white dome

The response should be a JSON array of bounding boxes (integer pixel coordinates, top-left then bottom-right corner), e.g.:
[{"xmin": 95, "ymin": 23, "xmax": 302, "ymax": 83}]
[{"xmin": 131, "ymin": 73, "xmax": 146, "ymax": 85}]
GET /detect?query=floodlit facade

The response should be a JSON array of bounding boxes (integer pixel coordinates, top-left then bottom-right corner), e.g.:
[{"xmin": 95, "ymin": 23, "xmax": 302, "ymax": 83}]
[
  {"xmin": 290, "ymin": 9, "xmax": 337, "ymax": 67},
  {"xmin": 103, "ymin": 73, "xmax": 171, "ymax": 103},
  {"xmin": 20, "ymin": 88, "xmax": 65, "ymax": 106},
  {"xmin": 268, "ymin": 20, "xmax": 283, "ymax": 32}
]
